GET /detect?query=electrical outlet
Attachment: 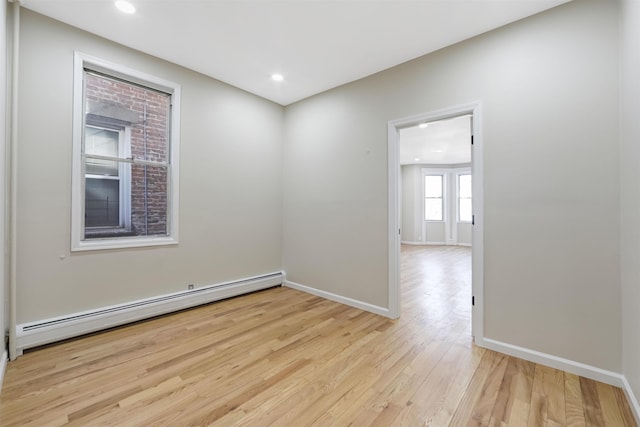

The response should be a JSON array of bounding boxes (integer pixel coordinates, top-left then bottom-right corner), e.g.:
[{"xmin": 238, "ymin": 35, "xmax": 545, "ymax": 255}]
[{"xmin": 188, "ymin": 284, "xmax": 194, "ymax": 290}]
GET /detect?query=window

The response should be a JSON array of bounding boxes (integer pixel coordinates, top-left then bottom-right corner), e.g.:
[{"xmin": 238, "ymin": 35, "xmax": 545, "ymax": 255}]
[
  {"xmin": 424, "ymin": 175, "xmax": 444, "ymax": 221},
  {"xmin": 458, "ymin": 173, "xmax": 472, "ymax": 222},
  {"xmin": 84, "ymin": 125, "xmax": 130, "ymax": 231},
  {"xmin": 72, "ymin": 53, "xmax": 180, "ymax": 251}
]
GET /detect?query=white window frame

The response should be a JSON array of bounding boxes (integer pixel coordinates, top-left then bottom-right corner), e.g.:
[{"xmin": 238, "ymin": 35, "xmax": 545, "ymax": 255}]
[
  {"xmin": 72, "ymin": 52, "xmax": 181, "ymax": 251},
  {"xmin": 423, "ymin": 173, "xmax": 445, "ymax": 222},
  {"xmin": 457, "ymin": 171, "xmax": 472, "ymax": 223}
]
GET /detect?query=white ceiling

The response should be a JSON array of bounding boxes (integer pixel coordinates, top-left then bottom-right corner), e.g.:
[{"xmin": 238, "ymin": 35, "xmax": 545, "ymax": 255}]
[
  {"xmin": 399, "ymin": 115, "xmax": 471, "ymax": 165},
  {"xmin": 20, "ymin": 0, "xmax": 571, "ymax": 106}
]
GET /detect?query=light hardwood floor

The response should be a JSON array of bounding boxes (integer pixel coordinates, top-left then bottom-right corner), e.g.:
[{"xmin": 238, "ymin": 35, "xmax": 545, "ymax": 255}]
[{"xmin": 0, "ymin": 245, "xmax": 636, "ymax": 426}]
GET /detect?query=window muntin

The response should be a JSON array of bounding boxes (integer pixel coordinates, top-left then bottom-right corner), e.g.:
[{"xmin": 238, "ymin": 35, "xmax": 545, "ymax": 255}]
[
  {"xmin": 424, "ymin": 175, "xmax": 444, "ymax": 221},
  {"xmin": 458, "ymin": 173, "xmax": 472, "ymax": 222},
  {"xmin": 72, "ymin": 53, "xmax": 180, "ymax": 251}
]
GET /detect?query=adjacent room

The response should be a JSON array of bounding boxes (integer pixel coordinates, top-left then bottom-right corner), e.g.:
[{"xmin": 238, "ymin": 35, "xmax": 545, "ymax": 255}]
[{"xmin": 1, "ymin": 0, "xmax": 639, "ymax": 425}]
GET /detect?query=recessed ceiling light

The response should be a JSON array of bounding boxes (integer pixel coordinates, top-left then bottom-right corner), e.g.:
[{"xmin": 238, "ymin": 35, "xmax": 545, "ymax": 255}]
[
  {"xmin": 115, "ymin": 1, "xmax": 136, "ymax": 14},
  {"xmin": 271, "ymin": 73, "xmax": 284, "ymax": 82},
  {"xmin": 418, "ymin": 123, "xmax": 429, "ymax": 129},
  {"xmin": 414, "ymin": 158, "xmax": 421, "ymax": 162}
]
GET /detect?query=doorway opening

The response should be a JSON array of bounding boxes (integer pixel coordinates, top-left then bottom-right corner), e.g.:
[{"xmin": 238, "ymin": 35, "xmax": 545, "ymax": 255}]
[{"xmin": 387, "ymin": 103, "xmax": 484, "ymax": 343}]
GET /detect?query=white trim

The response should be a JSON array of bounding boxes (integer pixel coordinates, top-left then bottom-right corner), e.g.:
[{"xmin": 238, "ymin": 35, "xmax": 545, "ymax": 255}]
[
  {"xmin": 402, "ymin": 241, "xmax": 470, "ymax": 247},
  {"xmin": 284, "ymin": 280, "xmax": 392, "ymax": 318},
  {"xmin": 78, "ymin": 52, "xmax": 180, "ymax": 94},
  {"xmin": 9, "ymin": 0, "xmax": 20, "ymax": 361},
  {"xmin": 0, "ymin": 0, "xmax": 8, "ymax": 372},
  {"xmin": 71, "ymin": 51, "xmax": 181, "ymax": 252},
  {"xmin": 622, "ymin": 376, "xmax": 640, "ymax": 425},
  {"xmin": 0, "ymin": 350, "xmax": 7, "ymax": 392},
  {"xmin": 72, "ymin": 235, "xmax": 179, "ymax": 251},
  {"xmin": 470, "ymin": 105, "xmax": 484, "ymax": 342},
  {"xmin": 387, "ymin": 124, "xmax": 401, "ymax": 319},
  {"xmin": 388, "ymin": 102, "xmax": 483, "ymax": 338},
  {"xmin": 482, "ymin": 338, "xmax": 624, "ymax": 387},
  {"xmin": 14, "ymin": 272, "xmax": 283, "ymax": 355}
]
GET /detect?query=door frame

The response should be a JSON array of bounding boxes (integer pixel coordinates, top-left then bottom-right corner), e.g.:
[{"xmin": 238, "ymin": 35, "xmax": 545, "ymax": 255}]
[{"xmin": 387, "ymin": 102, "xmax": 484, "ymax": 344}]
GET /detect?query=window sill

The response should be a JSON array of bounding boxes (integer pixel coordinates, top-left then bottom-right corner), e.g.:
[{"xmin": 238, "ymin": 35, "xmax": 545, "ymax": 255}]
[{"xmin": 72, "ymin": 235, "xmax": 178, "ymax": 252}]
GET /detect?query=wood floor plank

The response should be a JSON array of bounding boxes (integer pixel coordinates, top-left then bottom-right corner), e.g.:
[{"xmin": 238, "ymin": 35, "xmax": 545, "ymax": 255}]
[
  {"xmin": 489, "ymin": 356, "xmax": 536, "ymax": 426},
  {"xmin": 597, "ymin": 381, "xmax": 630, "ymax": 427},
  {"xmin": 0, "ymin": 245, "xmax": 636, "ymax": 427},
  {"xmin": 527, "ymin": 364, "xmax": 567, "ymax": 427},
  {"xmin": 448, "ymin": 350, "xmax": 509, "ymax": 425},
  {"xmin": 581, "ymin": 376, "xmax": 607, "ymax": 426},
  {"xmin": 614, "ymin": 386, "xmax": 639, "ymax": 427},
  {"xmin": 565, "ymin": 372, "xmax": 587, "ymax": 427}
]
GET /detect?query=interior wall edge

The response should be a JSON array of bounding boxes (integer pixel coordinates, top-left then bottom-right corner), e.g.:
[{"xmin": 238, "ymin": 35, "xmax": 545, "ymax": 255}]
[{"xmin": 284, "ymin": 280, "xmax": 391, "ymax": 318}]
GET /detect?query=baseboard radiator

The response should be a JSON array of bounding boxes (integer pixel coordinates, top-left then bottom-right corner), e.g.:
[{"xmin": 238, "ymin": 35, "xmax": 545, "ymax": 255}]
[{"xmin": 15, "ymin": 272, "xmax": 283, "ymax": 356}]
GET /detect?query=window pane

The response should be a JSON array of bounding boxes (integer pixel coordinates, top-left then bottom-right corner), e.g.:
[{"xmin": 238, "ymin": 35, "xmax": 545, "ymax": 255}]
[
  {"xmin": 85, "ymin": 72, "xmax": 170, "ymax": 164},
  {"xmin": 85, "ymin": 178, "xmax": 120, "ymax": 227},
  {"xmin": 459, "ymin": 199, "xmax": 473, "ymax": 222},
  {"xmin": 425, "ymin": 175, "xmax": 442, "ymax": 197},
  {"xmin": 85, "ymin": 126, "xmax": 119, "ymax": 176},
  {"xmin": 81, "ymin": 70, "xmax": 172, "ymax": 241},
  {"xmin": 425, "ymin": 198, "xmax": 443, "ymax": 221},
  {"xmin": 459, "ymin": 174, "xmax": 472, "ymax": 198},
  {"xmin": 131, "ymin": 91, "xmax": 171, "ymax": 164},
  {"xmin": 131, "ymin": 164, "xmax": 168, "ymax": 236}
]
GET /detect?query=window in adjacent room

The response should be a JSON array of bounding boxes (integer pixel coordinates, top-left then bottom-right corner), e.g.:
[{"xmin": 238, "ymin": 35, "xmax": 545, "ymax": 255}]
[
  {"xmin": 72, "ymin": 53, "xmax": 181, "ymax": 251},
  {"xmin": 424, "ymin": 174, "xmax": 444, "ymax": 221},
  {"xmin": 458, "ymin": 173, "xmax": 472, "ymax": 222}
]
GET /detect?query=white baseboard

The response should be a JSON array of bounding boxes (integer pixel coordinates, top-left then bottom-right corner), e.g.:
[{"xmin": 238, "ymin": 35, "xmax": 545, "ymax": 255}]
[
  {"xmin": 622, "ymin": 376, "xmax": 640, "ymax": 425},
  {"xmin": 482, "ymin": 338, "xmax": 624, "ymax": 387},
  {"xmin": 15, "ymin": 272, "xmax": 283, "ymax": 355},
  {"xmin": 401, "ymin": 241, "xmax": 471, "ymax": 247},
  {"xmin": 0, "ymin": 349, "xmax": 7, "ymax": 392},
  {"xmin": 284, "ymin": 280, "xmax": 392, "ymax": 318}
]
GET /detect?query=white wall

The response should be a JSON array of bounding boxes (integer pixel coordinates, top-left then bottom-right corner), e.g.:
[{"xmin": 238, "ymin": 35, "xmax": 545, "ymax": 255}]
[
  {"xmin": 15, "ymin": 10, "xmax": 283, "ymax": 324},
  {"xmin": 283, "ymin": 0, "xmax": 621, "ymax": 372},
  {"xmin": 620, "ymin": 0, "xmax": 640, "ymax": 413},
  {"xmin": 1, "ymin": 0, "xmax": 8, "ymax": 352},
  {"xmin": 400, "ymin": 165, "xmax": 420, "ymax": 243}
]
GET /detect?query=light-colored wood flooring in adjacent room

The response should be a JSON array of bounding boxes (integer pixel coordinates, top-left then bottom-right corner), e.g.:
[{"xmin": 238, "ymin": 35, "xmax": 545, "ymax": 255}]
[{"xmin": 1, "ymin": 245, "xmax": 637, "ymax": 426}]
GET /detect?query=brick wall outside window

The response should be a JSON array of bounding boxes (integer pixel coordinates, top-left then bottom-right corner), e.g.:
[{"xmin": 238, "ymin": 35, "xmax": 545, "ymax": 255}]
[{"xmin": 85, "ymin": 73, "xmax": 170, "ymax": 236}]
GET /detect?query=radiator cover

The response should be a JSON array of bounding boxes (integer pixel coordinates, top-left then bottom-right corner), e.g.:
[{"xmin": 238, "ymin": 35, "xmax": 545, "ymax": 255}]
[{"xmin": 15, "ymin": 272, "xmax": 283, "ymax": 356}]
